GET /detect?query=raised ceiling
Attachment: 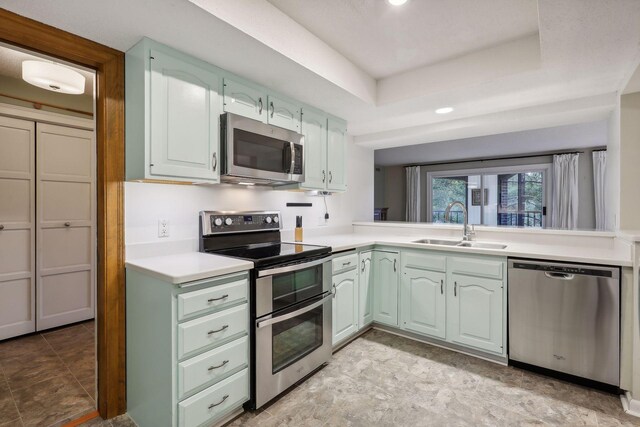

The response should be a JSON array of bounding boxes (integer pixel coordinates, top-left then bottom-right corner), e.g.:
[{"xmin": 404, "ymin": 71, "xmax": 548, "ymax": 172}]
[
  {"xmin": 267, "ymin": 0, "xmax": 540, "ymax": 79},
  {"xmin": 3, "ymin": 0, "xmax": 639, "ymax": 149}
]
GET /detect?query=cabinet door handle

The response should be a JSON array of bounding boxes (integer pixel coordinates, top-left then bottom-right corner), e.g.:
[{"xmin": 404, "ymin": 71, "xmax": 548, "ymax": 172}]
[
  {"xmin": 454, "ymin": 281, "xmax": 457, "ymax": 297},
  {"xmin": 207, "ymin": 294, "xmax": 228, "ymax": 303},
  {"xmin": 322, "ymin": 170, "xmax": 326, "ymax": 183},
  {"xmin": 393, "ymin": 259, "xmax": 397, "ymax": 272},
  {"xmin": 207, "ymin": 325, "xmax": 229, "ymax": 335},
  {"xmin": 208, "ymin": 394, "xmax": 229, "ymax": 409},
  {"xmin": 212, "ymin": 152, "xmax": 217, "ymax": 172},
  {"xmin": 361, "ymin": 260, "xmax": 365, "ymax": 272},
  {"xmin": 440, "ymin": 279, "xmax": 444, "ymax": 295},
  {"xmin": 258, "ymin": 97, "xmax": 263, "ymax": 114},
  {"xmin": 270, "ymin": 101, "xmax": 275, "ymax": 118},
  {"xmin": 329, "ymin": 171, "xmax": 333, "ymax": 183},
  {"xmin": 208, "ymin": 360, "xmax": 229, "ymax": 371},
  {"xmin": 332, "ymin": 284, "xmax": 336, "ymax": 298}
]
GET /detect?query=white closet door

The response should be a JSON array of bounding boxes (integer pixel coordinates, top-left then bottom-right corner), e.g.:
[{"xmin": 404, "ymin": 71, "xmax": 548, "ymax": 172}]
[
  {"xmin": 36, "ymin": 123, "xmax": 95, "ymax": 330},
  {"xmin": 0, "ymin": 116, "xmax": 35, "ymax": 340}
]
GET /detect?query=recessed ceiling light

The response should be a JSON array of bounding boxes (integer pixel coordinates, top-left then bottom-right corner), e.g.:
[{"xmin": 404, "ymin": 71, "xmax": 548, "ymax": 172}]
[
  {"xmin": 22, "ymin": 60, "xmax": 85, "ymax": 95},
  {"xmin": 388, "ymin": 0, "xmax": 408, "ymax": 6},
  {"xmin": 435, "ymin": 107, "xmax": 454, "ymax": 114}
]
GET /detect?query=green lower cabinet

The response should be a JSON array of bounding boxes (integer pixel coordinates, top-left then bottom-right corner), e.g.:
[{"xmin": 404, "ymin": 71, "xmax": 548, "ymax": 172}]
[
  {"xmin": 372, "ymin": 251, "xmax": 399, "ymax": 326},
  {"xmin": 447, "ymin": 273, "xmax": 504, "ymax": 354},
  {"xmin": 358, "ymin": 251, "xmax": 374, "ymax": 327},
  {"xmin": 332, "ymin": 268, "xmax": 359, "ymax": 345},
  {"xmin": 401, "ymin": 267, "xmax": 446, "ymax": 340}
]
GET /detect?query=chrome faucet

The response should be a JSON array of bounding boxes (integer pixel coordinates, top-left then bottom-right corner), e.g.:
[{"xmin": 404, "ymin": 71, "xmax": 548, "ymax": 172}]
[{"xmin": 444, "ymin": 201, "xmax": 475, "ymax": 241}]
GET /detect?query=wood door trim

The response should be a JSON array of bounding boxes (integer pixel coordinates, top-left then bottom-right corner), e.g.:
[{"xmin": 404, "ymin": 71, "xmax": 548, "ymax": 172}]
[{"xmin": 0, "ymin": 8, "xmax": 127, "ymax": 418}]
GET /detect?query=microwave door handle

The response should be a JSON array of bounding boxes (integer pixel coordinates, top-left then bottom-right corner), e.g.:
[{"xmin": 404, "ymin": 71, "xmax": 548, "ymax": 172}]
[
  {"xmin": 257, "ymin": 292, "xmax": 332, "ymax": 328},
  {"xmin": 289, "ymin": 141, "xmax": 295, "ymax": 175}
]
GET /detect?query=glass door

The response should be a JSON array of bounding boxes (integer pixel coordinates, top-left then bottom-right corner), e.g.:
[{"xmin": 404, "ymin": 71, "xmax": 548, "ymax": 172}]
[
  {"xmin": 271, "ymin": 302, "xmax": 324, "ymax": 374},
  {"xmin": 271, "ymin": 263, "xmax": 324, "ymax": 312}
]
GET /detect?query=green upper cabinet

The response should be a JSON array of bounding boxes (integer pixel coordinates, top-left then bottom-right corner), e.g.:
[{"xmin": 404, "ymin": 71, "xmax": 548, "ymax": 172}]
[
  {"xmin": 222, "ymin": 78, "xmax": 267, "ymax": 123},
  {"xmin": 300, "ymin": 108, "xmax": 328, "ymax": 190},
  {"xmin": 401, "ymin": 267, "xmax": 447, "ymax": 340},
  {"xmin": 327, "ymin": 117, "xmax": 347, "ymax": 192},
  {"xmin": 358, "ymin": 251, "xmax": 374, "ymax": 328},
  {"xmin": 126, "ymin": 39, "xmax": 222, "ymax": 183},
  {"xmin": 447, "ymin": 272, "xmax": 504, "ymax": 354},
  {"xmin": 332, "ymin": 267, "xmax": 359, "ymax": 345},
  {"xmin": 267, "ymin": 95, "xmax": 301, "ymax": 132},
  {"xmin": 222, "ymin": 80, "xmax": 301, "ymax": 133},
  {"xmin": 372, "ymin": 251, "xmax": 399, "ymax": 327}
]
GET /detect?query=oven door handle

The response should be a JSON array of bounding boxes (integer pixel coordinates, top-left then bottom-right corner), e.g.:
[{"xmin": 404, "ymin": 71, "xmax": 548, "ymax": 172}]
[
  {"xmin": 257, "ymin": 256, "xmax": 330, "ymax": 277},
  {"xmin": 256, "ymin": 292, "xmax": 331, "ymax": 329}
]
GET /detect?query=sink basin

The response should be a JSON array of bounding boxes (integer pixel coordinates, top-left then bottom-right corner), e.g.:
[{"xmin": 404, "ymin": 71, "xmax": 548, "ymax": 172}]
[
  {"xmin": 457, "ymin": 242, "xmax": 508, "ymax": 250},
  {"xmin": 412, "ymin": 238, "xmax": 462, "ymax": 246},
  {"xmin": 412, "ymin": 239, "xmax": 507, "ymax": 250}
]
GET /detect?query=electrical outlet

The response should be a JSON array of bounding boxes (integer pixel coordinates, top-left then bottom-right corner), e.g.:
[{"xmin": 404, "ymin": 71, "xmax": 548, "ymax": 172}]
[{"xmin": 158, "ymin": 219, "xmax": 169, "ymax": 238}]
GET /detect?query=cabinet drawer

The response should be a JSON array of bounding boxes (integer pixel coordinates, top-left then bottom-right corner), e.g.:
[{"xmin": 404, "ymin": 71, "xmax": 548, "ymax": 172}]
[
  {"xmin": 178, "ymin": 336, "xmax": 248, "ymax": 399},
  {"xmin": 332, "ymin": 253, "xmax": 358, "ymax": 274},
  {"xmin": 178, "ymin": 304, "xmax": 248, "ymax": 360},
  {"xmin": 177, "ymin": 277, "xmax": 248, "ymax": 321},
  {"xmin": 402, "ymin": 251, "xmax": 446, "ymax": 272},
  {"xmin": 448, "ymin": 257, "xmax": 504, "ymax": 280},
  {"xmin": 178, "ymin": 368, "xmax": 249, "ymax": 427}
]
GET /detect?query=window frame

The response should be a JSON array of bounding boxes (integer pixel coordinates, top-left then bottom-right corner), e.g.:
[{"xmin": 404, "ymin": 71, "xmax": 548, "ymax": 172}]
[{"xmin": 426, "ymin": 163, "xmax": 552, "ymax": 228}]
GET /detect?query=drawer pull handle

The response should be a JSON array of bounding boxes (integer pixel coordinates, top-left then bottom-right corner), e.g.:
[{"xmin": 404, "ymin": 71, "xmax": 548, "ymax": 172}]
[
  {"xmin": 208, "ymin": 360, "xmax": 229, "ymax": 371},
  {"xmin": 342, "ymin": 261, "xmax": 351, "ymax": 266},
  {"xmin": 207, "ymin": 294, "xmax": 229, "ymax": 303},
  {"xmin": 208, "ymin": 394, "xmax": 229, "ymax": 410},
  {"xmin": 207, "ymin": 325, "xmax": 229, "ymax": 335}
]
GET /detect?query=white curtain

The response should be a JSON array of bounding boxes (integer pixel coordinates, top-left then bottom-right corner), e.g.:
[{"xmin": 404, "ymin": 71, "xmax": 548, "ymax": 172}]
[
  {"xmin": 405, "ymin": 166, "xmax": 421, "ymax": 222},
  {"xmin": 593, "ymin": 150, "xmax": 607, "ymax": 230},
  {"xmin": 551, "ymin": 153, "xmax": 580, "ymax": 229}
]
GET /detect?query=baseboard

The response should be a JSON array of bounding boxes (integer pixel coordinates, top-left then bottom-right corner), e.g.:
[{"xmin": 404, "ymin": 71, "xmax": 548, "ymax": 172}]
[{"xmin": 621, "ymin": 391, "xmax": 640, "ymax": 417}]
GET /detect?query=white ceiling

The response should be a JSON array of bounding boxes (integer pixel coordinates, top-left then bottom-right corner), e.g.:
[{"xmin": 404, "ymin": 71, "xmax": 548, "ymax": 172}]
[
  {"xmin": 2, "ymin": 0, "xmax": 639, "ymax": 149},
  {"xmin": 374, "ymin": 120, "xmax": 608, "ymax": 166},
  {"xmin": 0, "ymin": 44, "xmax": 95, "ymax": 94},
  {"xmin": 267, "ymin": 0, "xmax": 540, "ymax": 79}
]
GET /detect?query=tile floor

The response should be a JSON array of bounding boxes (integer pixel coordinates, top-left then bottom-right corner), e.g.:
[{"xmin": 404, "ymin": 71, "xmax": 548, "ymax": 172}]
[
  {"xmin": 0, "ymin": 320, "xmax": 96, "ymax": 427},
  {"xmin": 227, "ymin": 329, "xmax": 640, "ymax": 427}
]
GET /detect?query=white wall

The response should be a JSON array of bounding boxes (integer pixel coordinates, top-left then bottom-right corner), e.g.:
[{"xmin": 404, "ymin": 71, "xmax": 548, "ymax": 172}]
[
  {"xmin": 606, "ymin": 101, "xmax": 621, "ymax": 230},
  {"xmin": 125, "ymin": 137, "xmax": 374, "ymax": 246}
]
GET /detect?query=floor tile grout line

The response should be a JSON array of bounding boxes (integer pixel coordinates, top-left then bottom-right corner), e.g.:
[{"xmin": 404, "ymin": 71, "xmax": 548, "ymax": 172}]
[{"xmin": 42, "ymin": 327, "xmax": 97, "ymax": 406}]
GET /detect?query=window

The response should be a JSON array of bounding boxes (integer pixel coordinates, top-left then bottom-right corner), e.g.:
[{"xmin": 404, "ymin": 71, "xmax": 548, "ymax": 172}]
[{"xmin": 427, "ymin": 164, "xmax": 550, "ymax": 228}]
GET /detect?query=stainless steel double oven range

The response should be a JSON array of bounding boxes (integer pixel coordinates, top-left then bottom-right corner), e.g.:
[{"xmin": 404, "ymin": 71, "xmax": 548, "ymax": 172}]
[{"xmin": 199, "ymin": 211, "xmax": 332, "ymax": 409}]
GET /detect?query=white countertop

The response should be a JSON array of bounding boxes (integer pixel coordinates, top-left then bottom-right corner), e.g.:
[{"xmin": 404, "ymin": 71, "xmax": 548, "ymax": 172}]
[
  {"xmin": 291, "ymin": 232, "xmax": 633, "ymax": 267},
  {"xmin": 125, "ymin": 252, "xmax": 253, "ymax": 284}
]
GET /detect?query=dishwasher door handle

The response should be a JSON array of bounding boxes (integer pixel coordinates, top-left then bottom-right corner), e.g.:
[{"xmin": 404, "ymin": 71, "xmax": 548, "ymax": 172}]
[{"xmin": 544, "ymin": 272, "xmax": 575, "ymax": 280}]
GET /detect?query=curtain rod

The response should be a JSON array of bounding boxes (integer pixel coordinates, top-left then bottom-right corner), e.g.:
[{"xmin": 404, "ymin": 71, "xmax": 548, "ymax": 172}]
[{"xmin": 401, "ymin": 147, "xmax": 607, "ymax": 168}]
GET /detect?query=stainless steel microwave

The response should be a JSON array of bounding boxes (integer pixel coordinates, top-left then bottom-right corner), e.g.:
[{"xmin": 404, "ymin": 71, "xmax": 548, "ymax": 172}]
[{"xmin": 220, "ymin": 113, "xmax": 304, "ymax": 185}]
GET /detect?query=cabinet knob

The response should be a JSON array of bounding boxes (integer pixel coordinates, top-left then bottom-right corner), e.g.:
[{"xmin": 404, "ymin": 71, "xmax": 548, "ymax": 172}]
[
  {"xmin": 64, "ymin": 222, "xmax": 71, "ymax": 227},
  {"xmin": 0, "ymin": 224, "xmax": 4, "ymax": 230}
]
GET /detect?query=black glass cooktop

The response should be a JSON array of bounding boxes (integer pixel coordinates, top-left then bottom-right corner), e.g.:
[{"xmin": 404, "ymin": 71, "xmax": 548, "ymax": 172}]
[{"xmin": 208, "ymin": 242, "xmax": 330, "ymax": 267}]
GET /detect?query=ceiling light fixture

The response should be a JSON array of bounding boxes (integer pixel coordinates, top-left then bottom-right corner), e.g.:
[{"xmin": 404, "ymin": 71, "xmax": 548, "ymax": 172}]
[
  {"xmin": 435, "ymin": 107, "xmax": 454, "ymax": 114},
  {"xmin": 388, "ymin": 0, "xmax": 408, "ymax": 5},
  {"xmin": 237, "ymin": 182, "xmax": 255, "ymax": 186},
  {"xmin": 22, "ymin": 60, "xmax": 85, "ymax": 95}
]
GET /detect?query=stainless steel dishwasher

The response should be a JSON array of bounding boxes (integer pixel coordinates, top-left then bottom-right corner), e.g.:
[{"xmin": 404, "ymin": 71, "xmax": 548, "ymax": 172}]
[{"xmin": 508, "ymin": 259, "xmax": 620, "ymax": 387}]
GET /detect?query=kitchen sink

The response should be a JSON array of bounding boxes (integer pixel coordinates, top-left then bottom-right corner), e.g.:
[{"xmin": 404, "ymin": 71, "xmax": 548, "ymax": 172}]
[
  {"xmin": 412, "ymin": 238, "xmax": 462, "ymax": 246},
  {"xmin": 457, "ymin": 242, "xmax": 508, "ymax": 250},
  {"xmin": 412, "ymin": 239, "xmax": 507, "ymax": 250}
]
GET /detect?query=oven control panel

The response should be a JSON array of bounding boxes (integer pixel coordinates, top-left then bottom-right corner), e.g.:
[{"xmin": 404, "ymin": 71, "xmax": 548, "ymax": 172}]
[{"xmin": 201, "ymin": 211, "xmax": 281, "ymax": 235}]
